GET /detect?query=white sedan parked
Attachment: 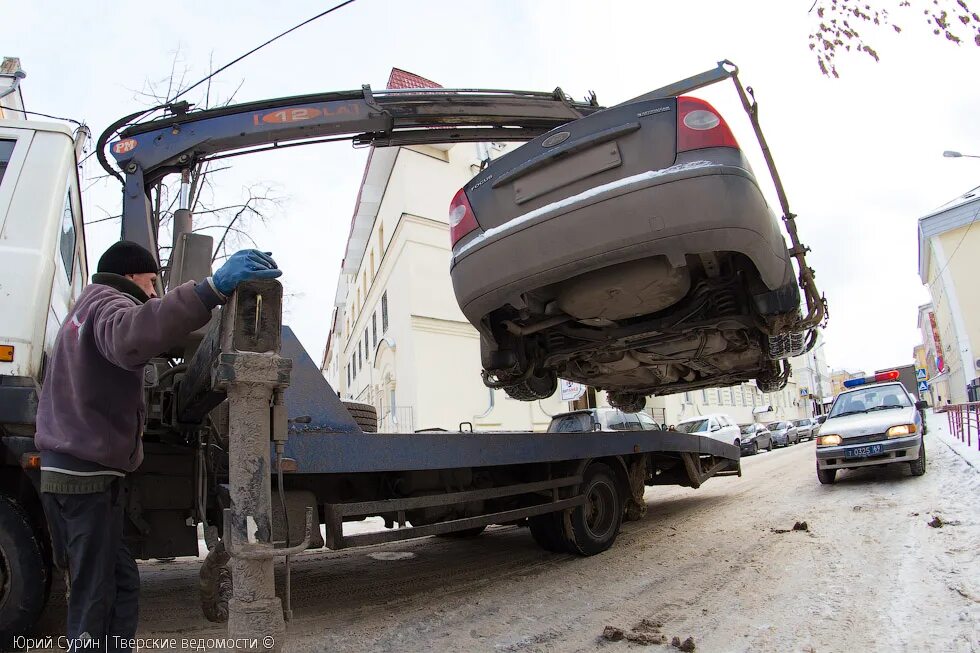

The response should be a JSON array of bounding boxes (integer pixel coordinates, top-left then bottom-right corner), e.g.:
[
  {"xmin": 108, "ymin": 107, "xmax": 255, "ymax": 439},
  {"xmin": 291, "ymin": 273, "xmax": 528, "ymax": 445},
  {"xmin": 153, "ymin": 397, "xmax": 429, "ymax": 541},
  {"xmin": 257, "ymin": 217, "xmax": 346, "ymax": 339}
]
[{"xmin": 675, "ymin": 413, "xmax": 741, "ymax": 447}]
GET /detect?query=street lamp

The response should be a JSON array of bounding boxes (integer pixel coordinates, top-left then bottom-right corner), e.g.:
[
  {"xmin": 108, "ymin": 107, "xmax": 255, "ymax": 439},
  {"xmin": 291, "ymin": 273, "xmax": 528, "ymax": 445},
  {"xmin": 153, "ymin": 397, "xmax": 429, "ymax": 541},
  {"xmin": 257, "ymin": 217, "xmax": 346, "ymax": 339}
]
[{"xmin": 944, "ymin": 150, "xmax": 980, "ymax": 159}]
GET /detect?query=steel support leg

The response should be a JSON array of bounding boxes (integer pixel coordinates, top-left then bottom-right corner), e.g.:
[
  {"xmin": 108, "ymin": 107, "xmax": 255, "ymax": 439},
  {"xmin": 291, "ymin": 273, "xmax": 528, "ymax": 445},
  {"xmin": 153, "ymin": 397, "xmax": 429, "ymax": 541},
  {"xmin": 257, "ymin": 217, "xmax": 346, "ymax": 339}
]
[{"xmin": 222, "ymin": 353, "xmax": 288, "ymax": 652}]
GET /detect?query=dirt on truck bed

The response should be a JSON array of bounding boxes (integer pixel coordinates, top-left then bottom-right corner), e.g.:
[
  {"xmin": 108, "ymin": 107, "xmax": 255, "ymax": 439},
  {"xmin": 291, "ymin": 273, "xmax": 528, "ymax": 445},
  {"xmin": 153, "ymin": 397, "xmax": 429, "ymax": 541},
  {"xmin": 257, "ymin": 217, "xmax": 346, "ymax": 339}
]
[{"xmin": 35, "ymin": 414, "xmax": 980, "ymax": 652}]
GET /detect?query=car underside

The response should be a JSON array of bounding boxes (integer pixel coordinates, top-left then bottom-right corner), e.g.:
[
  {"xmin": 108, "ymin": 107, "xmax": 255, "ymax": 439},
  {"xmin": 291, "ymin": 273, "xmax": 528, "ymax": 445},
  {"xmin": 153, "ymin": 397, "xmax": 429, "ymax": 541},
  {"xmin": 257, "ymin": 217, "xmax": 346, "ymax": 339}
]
[{"xmin": 478, "ymin": 250, "xmax": 809, "ymax": 411}]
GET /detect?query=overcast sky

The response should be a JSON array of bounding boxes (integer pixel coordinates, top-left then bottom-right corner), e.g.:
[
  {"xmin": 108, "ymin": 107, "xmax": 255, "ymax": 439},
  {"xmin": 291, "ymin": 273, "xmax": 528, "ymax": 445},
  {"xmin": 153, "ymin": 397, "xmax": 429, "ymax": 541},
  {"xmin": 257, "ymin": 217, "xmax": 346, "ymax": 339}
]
[{"xmin": 7, "ymin": 0, "xmax": 979, "ymax": 374}]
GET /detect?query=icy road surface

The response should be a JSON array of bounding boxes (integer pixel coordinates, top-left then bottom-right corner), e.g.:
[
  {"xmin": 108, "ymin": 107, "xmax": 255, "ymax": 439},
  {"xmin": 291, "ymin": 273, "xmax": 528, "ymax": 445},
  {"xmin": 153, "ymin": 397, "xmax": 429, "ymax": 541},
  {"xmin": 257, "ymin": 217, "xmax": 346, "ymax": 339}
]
[{"xmin": 36, "ymin": 411, "xmax": 980, "ymax": 652}]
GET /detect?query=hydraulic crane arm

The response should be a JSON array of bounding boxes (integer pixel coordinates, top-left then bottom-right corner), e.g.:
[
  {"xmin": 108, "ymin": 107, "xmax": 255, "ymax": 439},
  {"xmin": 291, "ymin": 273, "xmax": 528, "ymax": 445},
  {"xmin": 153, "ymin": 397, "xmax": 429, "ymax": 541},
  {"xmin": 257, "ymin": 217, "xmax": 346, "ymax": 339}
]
[{"xmin": 99, "ymin": 85, "xmax": 603, "ymax": 257}]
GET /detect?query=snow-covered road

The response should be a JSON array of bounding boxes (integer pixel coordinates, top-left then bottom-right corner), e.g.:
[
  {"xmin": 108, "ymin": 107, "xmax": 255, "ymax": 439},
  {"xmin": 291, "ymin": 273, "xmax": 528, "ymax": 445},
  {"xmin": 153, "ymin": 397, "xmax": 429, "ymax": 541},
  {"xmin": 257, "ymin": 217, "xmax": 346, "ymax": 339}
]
[{"xmin": 35, "ymin": 411, "xmax": 980, "ymax": 652}]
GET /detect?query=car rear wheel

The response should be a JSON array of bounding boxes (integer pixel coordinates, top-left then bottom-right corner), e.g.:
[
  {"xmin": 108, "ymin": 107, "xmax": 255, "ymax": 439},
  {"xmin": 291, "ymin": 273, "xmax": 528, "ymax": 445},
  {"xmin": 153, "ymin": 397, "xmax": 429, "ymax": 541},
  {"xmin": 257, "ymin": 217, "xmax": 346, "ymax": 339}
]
[
  {"xmin": 909, "ymin": 437, "xmax": 926, "ymax": 476},
  {"xmin": 816, "ymin": 463, "xmax": 836, "ymax": 485},
  {"xmin": 503, "ymin": 369, "xmax": 558, "ymax": 401},
  {"xmin": 607, "ymin": 393, "xmax": 646, "ymax": 414}
]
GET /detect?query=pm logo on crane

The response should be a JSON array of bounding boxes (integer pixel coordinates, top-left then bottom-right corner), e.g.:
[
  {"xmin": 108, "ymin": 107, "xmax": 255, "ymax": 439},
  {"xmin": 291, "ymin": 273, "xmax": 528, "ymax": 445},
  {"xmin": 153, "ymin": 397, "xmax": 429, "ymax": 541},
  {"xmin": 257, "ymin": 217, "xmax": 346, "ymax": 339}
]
[{"xmin": 112, "ymin": 138, "xmax": 138, "ymax": 155}]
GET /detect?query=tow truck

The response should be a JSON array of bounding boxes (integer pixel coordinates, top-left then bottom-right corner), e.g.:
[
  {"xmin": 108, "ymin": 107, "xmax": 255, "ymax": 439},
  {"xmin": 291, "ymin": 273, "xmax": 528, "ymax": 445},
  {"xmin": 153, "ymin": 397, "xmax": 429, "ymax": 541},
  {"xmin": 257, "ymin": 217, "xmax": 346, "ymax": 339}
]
[{"xmin": 0, "ymin": 61, "xmax": 818, "ymax": 646}]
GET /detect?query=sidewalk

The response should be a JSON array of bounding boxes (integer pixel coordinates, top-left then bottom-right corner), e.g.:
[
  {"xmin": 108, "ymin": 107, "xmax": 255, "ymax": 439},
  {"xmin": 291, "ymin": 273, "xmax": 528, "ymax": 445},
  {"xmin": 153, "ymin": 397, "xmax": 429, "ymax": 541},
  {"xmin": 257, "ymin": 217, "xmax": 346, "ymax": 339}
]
[{"xmin": 927, "ymin": 409, "xmax": 980, "ymax": 472}]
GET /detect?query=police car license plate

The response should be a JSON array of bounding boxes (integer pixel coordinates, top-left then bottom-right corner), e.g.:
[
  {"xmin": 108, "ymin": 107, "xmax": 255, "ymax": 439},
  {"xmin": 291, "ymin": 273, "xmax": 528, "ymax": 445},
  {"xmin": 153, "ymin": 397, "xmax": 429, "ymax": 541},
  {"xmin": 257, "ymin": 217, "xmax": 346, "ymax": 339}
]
[{"xmin": 844, "ymin": 444, "xmax": 884, "ymax": 459}]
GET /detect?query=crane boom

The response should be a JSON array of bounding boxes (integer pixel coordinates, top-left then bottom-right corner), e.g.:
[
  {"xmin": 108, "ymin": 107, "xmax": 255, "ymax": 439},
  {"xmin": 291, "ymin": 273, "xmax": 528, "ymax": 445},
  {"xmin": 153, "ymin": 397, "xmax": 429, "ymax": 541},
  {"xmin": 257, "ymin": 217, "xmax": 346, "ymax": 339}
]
[{"xmin": 100, "ymin": 85, "xmax": 604, "ymax": 256}]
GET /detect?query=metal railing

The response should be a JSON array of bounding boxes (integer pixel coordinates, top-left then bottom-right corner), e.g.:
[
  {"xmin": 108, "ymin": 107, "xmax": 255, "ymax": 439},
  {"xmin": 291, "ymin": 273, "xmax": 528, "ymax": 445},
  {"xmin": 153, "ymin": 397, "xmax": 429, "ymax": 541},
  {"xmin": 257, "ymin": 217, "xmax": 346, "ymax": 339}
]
[
  {"xmin": 938, "ymin": 403, "xmax": 980, "ymax": 451},
  {"xmin": 377, "ymin": 406, "xmax": 415, "ymax": 433}
]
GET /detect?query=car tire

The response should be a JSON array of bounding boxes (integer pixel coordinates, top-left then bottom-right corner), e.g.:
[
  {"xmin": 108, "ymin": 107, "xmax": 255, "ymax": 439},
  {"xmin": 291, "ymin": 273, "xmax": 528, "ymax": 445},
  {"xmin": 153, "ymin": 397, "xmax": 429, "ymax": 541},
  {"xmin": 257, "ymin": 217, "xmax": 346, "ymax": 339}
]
[
  {"xmin": 816, "ymin": 463, "xmax": 837, "ymax": 485},
  {"xmin": 752, "ymin": 442, "xmax": 759, "ymax": 455},
  {"xmin": 910, "ymin": 437, "xmax": 926, "ymax": 476},
  {"xmin": 608, "ymin": 393, "xmax": 646, "ymax": 414},
  {"xmin": 0, "ymin": 495, "xmax": 51, "ymax": 638},
  {"xmin": 528, "ymin": 512, "xmax": 568, "ymax": 553},
  {"xmin": 503, "ymin": 370, "xmax": 558, "ymax": 402},
  {"xmin": 342, "ymin": 401, "xmax": 378, "ymax": 433},
  {"xmin": 564, "ymin": 463, "xmax": 623, "ymax": 556}
]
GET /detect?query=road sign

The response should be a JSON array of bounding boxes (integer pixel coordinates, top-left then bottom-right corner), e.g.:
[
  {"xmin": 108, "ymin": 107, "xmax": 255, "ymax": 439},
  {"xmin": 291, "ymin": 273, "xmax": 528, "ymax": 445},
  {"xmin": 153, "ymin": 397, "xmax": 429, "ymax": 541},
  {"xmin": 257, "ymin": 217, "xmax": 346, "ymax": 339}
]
[
  {"xmin": 917, "ymin": 380, "xmax": 929, "ymax": 393},
  {"xmin": 800, "ymin": 387, "xmax": 809, "ymax": 396},
  {"xmin": 915, "ymin": 368, "xmax": 928, "ymax": 381}
]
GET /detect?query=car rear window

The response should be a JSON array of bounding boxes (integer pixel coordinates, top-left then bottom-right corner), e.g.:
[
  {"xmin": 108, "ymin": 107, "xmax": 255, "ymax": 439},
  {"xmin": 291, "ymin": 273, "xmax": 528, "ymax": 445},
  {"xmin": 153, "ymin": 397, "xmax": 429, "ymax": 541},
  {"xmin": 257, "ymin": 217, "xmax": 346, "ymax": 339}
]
[
  {"xmin": 548, "ymin": 413, "xmax": 593, "ymax": 433},
  {"xmin": 676, "ymin": 419, "xmax": 709, "ymax": 434}
]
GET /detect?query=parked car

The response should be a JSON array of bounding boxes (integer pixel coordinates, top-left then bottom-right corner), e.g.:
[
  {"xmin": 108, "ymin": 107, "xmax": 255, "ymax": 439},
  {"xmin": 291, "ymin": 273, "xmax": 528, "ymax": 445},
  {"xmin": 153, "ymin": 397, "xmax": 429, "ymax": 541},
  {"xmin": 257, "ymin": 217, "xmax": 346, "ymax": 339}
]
[
  {"xmin": 767, "ymin": 421, "xmax": 799, "ymax": 447},
  {"xmin": 675, "ymin": 413, "xmax": 741, "ymax": 447},
  {"xmin": 448, "ymin": 89, "xmax": 816, "ymax": 412},
  {"xmin": 793, "ymin": 418, "xmax": 818, "ymax": 441},
  {"xmin": 815, "ymin": 371, "xmax": 927, "ymax": 484},
  {"xmin": 738, "ymin": 423, "xmax": 772, "ymax": 454},
  {"xmin": 547, "ymin": 407, "xmax": 660, "ymax": 433}
]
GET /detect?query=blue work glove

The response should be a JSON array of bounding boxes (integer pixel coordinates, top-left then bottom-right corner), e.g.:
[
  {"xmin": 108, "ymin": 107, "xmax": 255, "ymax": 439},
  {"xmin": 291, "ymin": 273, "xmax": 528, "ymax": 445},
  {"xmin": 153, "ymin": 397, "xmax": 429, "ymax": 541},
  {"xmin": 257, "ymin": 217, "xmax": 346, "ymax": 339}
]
[{"xmin": 212, "ymin": 249, "xmax": 283, "ymax": 295}]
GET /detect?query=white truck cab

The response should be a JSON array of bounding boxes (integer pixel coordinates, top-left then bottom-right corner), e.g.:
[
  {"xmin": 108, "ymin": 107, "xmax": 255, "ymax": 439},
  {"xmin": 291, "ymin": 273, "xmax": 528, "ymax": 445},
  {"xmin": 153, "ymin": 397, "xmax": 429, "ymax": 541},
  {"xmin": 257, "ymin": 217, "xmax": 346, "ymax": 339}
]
[
  {"xmin": 0, "ymin": 119, "xmax": 87, "ymax": 431},
  {"xmin": 814, "ymin": 371, "xmax": 927, "ymax": 484}
]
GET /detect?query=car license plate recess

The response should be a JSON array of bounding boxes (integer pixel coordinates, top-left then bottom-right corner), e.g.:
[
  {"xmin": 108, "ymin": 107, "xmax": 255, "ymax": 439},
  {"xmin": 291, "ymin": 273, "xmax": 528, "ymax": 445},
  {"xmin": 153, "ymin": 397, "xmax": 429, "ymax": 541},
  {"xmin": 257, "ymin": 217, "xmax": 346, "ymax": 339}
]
[
  {"xmin": 844, "ymin": 444, "xmax": 884, "ymax": 459},
  {"xmin": 514, "ymin": 143, "xmax": 622, "ymax": 205}
]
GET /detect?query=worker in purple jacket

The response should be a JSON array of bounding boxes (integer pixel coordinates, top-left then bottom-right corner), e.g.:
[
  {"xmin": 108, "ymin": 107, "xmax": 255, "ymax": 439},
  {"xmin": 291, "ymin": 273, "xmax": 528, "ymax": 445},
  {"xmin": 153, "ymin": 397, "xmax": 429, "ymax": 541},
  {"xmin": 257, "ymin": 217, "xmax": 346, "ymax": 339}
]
[{"xmin": 34, "ymin": 241, "xmax": 282, "ymax": 650}]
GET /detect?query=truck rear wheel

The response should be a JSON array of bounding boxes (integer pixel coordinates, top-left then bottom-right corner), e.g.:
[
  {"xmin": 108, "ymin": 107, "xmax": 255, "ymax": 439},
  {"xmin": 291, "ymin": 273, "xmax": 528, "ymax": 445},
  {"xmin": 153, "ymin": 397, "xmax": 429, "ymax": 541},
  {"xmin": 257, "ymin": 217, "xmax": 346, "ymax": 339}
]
[
  {"xmin": 342, "ymin": 401, "xmax": 378, "ymax": 433},
  {"xmin": 0, "ymin": 495, "xmax": 50, "ymax": 637},
  {"xmin": 565, "ymin": 462, "xmax": 623, "ymax": 556},
  {"xmin": 528, "ymin": 513, "xmax": 568, "ymax": 553}
]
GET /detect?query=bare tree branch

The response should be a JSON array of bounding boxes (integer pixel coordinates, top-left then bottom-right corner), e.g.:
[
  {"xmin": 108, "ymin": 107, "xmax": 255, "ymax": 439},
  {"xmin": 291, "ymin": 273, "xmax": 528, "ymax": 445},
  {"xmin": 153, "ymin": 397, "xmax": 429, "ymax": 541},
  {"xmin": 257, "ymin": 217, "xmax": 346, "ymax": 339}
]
[{"xmin": 810, "ymin": 0, "xmax": 979, "ymax": 77}]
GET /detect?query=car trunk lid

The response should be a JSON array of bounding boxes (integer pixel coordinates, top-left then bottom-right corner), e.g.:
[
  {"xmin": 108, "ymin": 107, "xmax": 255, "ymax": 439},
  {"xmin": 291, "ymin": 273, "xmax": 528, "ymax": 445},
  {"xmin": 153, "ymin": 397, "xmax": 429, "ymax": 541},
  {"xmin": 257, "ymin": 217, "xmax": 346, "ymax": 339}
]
[{"xmin": 463, "ymin": 97, "xmax": 678, "ymax": 231}]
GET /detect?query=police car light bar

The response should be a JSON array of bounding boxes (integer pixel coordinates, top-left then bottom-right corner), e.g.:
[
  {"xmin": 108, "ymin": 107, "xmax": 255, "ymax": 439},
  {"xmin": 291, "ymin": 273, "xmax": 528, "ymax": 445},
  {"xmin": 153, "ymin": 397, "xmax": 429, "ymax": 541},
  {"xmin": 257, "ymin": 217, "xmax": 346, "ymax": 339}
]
[{"xmin": 843, "ymin": 370, "xmax": 900, "ymax": 388}]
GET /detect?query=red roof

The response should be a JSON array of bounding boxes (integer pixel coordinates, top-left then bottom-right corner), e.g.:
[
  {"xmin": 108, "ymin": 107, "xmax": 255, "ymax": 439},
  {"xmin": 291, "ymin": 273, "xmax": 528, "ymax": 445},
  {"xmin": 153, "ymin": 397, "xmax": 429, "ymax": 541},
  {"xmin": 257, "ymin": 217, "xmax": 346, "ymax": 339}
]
[{"xmin": 387, "ymin": 68, "xmax": 442, "ymax": 90}]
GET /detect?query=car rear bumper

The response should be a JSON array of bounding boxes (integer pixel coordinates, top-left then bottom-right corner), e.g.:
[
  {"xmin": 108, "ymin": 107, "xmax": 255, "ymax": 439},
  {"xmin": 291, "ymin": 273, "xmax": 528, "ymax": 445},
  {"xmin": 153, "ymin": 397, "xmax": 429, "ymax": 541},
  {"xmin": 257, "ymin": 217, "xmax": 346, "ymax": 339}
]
[
  {"xmin": 450, "ymin": 157, "xmax": 795, "ymax": 324},
  {"xmin": 815, "ymin": 435, "xmax": 921, "ymax": 470}
]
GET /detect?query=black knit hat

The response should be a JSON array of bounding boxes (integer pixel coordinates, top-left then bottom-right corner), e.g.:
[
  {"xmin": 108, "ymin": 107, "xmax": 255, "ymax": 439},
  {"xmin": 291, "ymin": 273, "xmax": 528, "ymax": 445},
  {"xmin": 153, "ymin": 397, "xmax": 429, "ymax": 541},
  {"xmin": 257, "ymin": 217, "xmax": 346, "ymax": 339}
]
[{"xmin": 97, "ymin": 241, "xmax": 159, "ymax": 276}]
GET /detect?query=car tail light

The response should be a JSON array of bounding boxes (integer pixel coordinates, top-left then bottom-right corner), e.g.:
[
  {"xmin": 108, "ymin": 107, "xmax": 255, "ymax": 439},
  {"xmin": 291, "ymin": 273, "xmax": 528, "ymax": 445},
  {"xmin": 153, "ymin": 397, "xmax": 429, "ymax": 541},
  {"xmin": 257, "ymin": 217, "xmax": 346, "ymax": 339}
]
[
  {"xmin": 676, "ymin": 96, "xmax": 738, "ymax": 153},
  {"xmin": 449, "ymin": 188, "xmax": 479, "ymax": 248}
]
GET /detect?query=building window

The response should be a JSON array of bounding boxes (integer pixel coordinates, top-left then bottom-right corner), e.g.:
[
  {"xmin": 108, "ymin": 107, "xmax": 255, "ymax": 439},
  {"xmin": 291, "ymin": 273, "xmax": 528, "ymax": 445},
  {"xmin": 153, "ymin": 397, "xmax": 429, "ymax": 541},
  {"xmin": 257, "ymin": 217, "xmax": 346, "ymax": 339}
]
[
  {"xmin": 382, "ymin": 292, "xmax": 389, "ymax": 332},
  {"xmin": 716, "ymin": 389, "xmax": 723, "ymax": 404},
  {"xmin": 364, "ymin": 329, "xmax": 369, "ymax": 360},
  {"xmin": 363, "ymin": 270, "xmax": 368, "ymax": 298},
  {"xmin": 370, "ymin": 249, "xmax": 376, "ymax": 279},
  {"xmin": 347, "ymin": 364, "xmax": 351, "ymax": 387},
  {"xmin": 702, "ymin": 389, "xmax": 708, "ymax": 403},
  {"xmin": 378, "ymin": 223, "xmax": 385, "ymax": 254},
  {"xmin": 372, "ymin": 312, "xmax": 378, "ymax": 348}
]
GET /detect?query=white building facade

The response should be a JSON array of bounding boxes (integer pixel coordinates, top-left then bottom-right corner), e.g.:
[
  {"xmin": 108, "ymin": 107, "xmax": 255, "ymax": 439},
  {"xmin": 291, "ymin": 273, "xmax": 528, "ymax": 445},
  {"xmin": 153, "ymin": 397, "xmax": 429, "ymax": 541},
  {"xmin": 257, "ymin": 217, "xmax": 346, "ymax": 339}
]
[{"xmin": 322, "ymin": 69, "xmax": 565, "ymax": 433}]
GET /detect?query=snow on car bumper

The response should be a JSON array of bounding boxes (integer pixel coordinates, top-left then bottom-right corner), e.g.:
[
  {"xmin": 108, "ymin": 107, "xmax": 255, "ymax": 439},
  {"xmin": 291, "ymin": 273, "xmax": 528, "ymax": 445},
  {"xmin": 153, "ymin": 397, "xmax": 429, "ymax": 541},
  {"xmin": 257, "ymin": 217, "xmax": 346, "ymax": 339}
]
[
  {"xmin": 815, "ymin": 435, "xmax": 921, "ymax": 470},
  {"xmin": 450, "ymin": 160, "xmax": 795, "ymax": 325}
]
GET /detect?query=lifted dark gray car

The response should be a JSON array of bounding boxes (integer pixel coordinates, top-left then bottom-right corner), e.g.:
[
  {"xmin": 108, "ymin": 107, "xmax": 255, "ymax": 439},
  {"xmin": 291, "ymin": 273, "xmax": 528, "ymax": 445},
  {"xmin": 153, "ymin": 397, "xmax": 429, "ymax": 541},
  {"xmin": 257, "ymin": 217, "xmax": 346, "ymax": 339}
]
[{"xmin": 449, "ymin": 63, "xmax": 825, "ymax": 412}]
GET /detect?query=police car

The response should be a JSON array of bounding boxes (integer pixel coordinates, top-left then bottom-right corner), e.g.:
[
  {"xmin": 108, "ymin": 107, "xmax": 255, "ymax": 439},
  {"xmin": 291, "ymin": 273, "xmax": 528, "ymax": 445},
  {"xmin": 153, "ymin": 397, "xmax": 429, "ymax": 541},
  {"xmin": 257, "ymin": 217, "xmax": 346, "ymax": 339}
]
[{"xmin": 815, "ymin": 371, "xmax": 927, "ymax": 484}]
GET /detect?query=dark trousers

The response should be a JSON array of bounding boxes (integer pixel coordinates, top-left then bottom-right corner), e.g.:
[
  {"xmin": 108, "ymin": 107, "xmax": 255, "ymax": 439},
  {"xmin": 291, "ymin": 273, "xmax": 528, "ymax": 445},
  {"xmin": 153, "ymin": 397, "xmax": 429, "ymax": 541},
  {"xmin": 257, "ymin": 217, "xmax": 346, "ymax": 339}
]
[{"xmin": 41, "ymin": 481, "xmax": 140, "ymax": 651}]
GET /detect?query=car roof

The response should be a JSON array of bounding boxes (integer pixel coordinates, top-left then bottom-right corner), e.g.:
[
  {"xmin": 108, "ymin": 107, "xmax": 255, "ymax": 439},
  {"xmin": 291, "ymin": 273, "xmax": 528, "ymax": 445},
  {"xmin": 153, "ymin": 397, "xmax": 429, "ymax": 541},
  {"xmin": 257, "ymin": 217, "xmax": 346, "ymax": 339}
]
[
  {"xmin": 837, "ymin": 381, "xmax": 908, "ymax": 397},
  {"xmin": 678, "ymin": 413, "xmax": 727, "ymax": 423}
]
